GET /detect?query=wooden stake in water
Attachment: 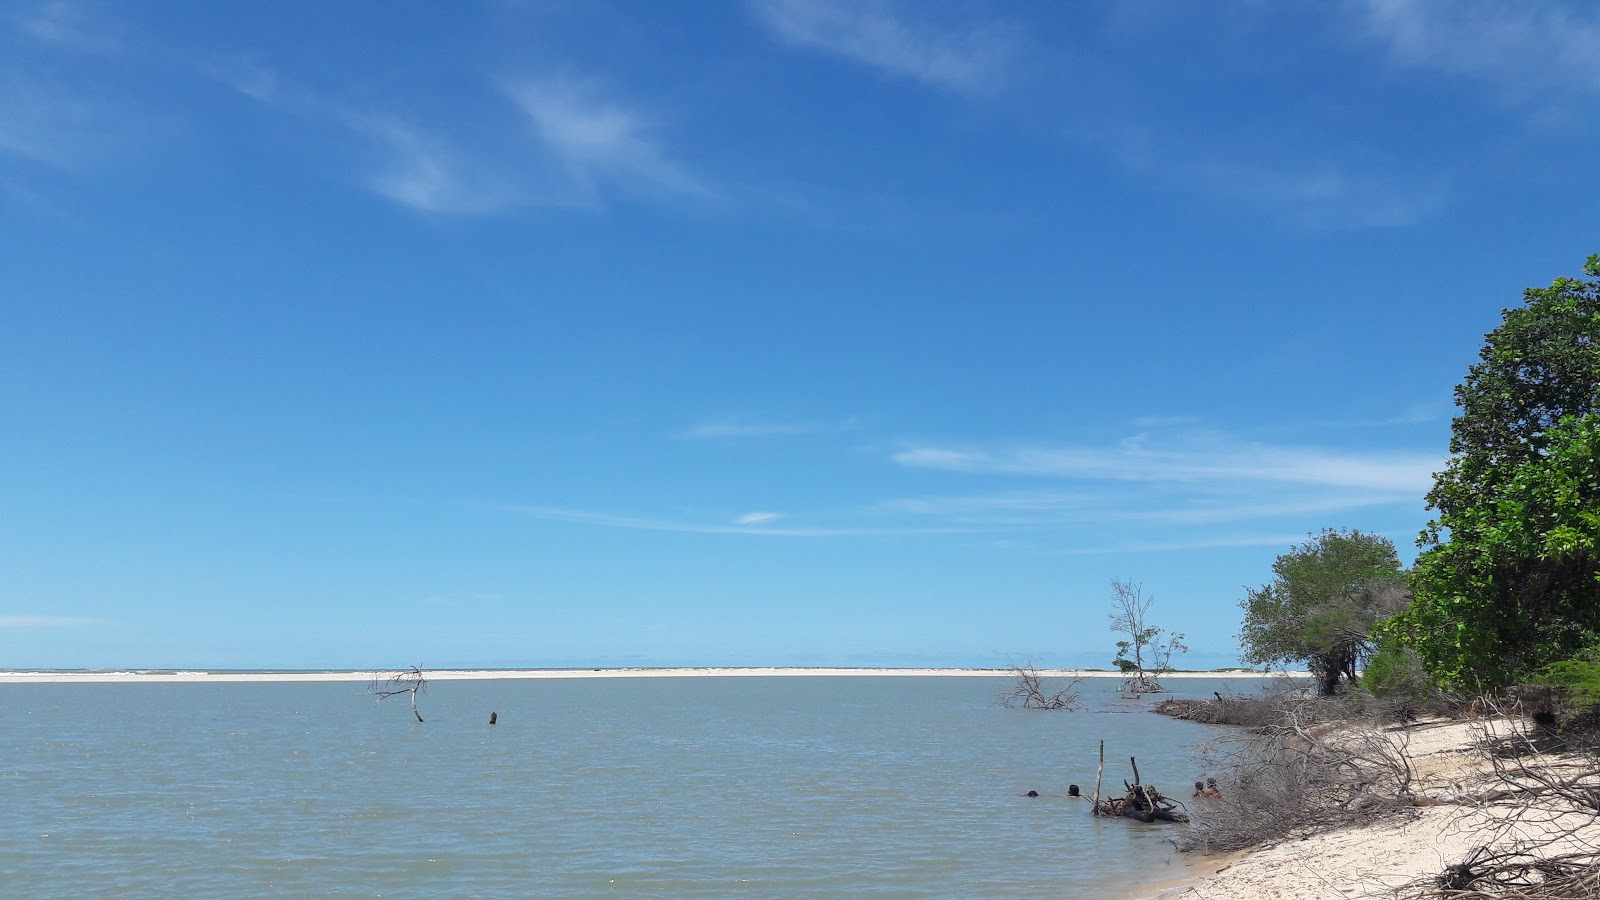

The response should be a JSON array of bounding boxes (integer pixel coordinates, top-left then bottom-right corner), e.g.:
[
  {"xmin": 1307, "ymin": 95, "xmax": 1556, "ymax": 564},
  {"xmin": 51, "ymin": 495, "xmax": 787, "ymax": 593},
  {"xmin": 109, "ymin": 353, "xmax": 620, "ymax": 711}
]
[{"xmin": 1092, "ymin": 739, "xmax": 1104, "ymax": 815}]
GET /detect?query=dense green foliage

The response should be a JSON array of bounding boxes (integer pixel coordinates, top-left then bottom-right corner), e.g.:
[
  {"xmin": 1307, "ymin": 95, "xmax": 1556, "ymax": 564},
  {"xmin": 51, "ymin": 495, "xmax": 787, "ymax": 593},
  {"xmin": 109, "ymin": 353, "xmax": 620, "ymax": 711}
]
[
  {"xmin": 1360, "ymin": 645, "xmax": 1430, "ymax": 706},
  {"xmin": 1395, "ymin": 255, "xmax": 1600, "ymax": 688},
  {"xmin": 1539, "ymin": 648, "xmax": 1600, "ymax": 728},
  {"xmin": 1239, "ymin": 529, "xmax": 1408, "ymax": 695}
]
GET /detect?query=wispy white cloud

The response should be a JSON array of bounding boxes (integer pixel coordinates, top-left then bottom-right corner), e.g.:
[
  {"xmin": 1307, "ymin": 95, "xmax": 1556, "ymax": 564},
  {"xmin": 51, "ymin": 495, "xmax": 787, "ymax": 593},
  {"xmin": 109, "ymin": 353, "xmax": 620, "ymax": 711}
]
[
  {"xmin": 0, "ymin": 71, "xmax": 155, "ymax": 171},
  {"xmin": 501, "ymin": 76, "xmax": 713, "ymax": 205},
  {"xmin": 511, "ymin": 505, "xmax": 983, "ymax": 537},
  {"xmin": 674, "ymin": 417, "xmax": 857, "ymax": 440},
  {"xmin": 358, "ymin": 117, "xmax": 551, "ymax": 216},
  {"xmin": 0, "ymin": 615, "xmax": 107, "ymax": 627},
  {"xmin": 1129, "ymin": 415, "xmax": 1203, "ymax": 429},
  {"xmin": 892, "ymin": 434, "xmax": 1439, "ymax": 494},
  {"xmin": 736, "ymin": 511, "xmax": 785, "ymax": 525},
  {"xmin": 876, "ymin": 491, "xmax": 1094, "ymax": 518},
  {"xmin": 218, "ymin": 61, "xmax": 710, "ymax": 215},
  {"xmin": 1057, "ymin": 533, "xmax": 1316, "ymax": 556},
  {"xmin": 876, "ymin": 488, "xmax": 1413, "ymax": 527},
  {"xmin": 216, "ymin": 62, "xmax": 553, "ymax": 216},
  {"xmin": 1174, "ymin": 157, "xmax": 1447, "ymax": 230},
  {"xmin": 1358, "ymin": 0, "xmax": 1600, "ymax": 107},
  {"xmin": 750, "ymin": 0, "xmax": 1019, "ymax": 95},
  {"xmin": 12, "ymin": 1, "xmax": 122, "ymax": 56}
]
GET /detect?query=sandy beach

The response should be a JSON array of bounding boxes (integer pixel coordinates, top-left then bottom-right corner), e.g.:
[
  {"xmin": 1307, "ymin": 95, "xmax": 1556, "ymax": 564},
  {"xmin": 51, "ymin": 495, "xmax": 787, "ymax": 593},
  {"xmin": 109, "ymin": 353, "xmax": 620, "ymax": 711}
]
[
  {"xmin": 0, "ymin": 666, "xmax": 1286, "ymax": 684},
  {"xmin": 1147, "ymin": 716, "xmax": 1598, "ymax": 900}
]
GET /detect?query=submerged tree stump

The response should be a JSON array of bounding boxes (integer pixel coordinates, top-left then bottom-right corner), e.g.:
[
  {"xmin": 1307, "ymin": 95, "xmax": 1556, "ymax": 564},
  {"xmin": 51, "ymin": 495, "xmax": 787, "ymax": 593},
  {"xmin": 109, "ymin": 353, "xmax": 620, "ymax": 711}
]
[{"xmin": 1090, "ymin": 753, "xmax": 1190, "ymax": 824}]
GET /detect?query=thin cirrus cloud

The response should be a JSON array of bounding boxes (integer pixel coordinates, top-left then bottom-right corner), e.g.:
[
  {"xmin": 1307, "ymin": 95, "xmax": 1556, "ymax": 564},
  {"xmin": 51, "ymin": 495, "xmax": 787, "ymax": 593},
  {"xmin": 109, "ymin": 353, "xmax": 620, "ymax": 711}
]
[
  {"xmin": 500, "ymin": 76, "xmax": 713, "ymax": 206},
  {"xmin": 891, "ymin": 435, "xmax": 1441, "ymax": 494},
  {"xmin": 511, "ymin": 505, "xmax": 983, "ymax": 537},
  {"xmin": 674, "ymin": 417, "xmax": 856, "ymax": 439},
  {"xmin": 359, "ymin": 116, "xmax": 546, "ymax": 216},
  {"xmin": 735, "ymin": 511, "xmax": 785, "ymax": 525},
  {"xmin": 749, "ymin": 0, "xmax": 1019, "ymax": 96},
  {"xmin": 0, "ymin": 68, "xmax": 155, "ymax": 172},
  {"xmin": 0, "ymin": 616, "xmax": 107, "ymax": 628},
  {"xmin": 874, "ymin": 489, "xmax": 1412, "ymax": 527},
  {"xmin": 1056, "ymin": 533, "xmax": 1333, "ymax": 556},
  {"xmin": 1357, "ymin": 0, "xmax": 1600, "ymax": 106},
  {"xmin": 220, "ymin": 59, "xmax": 710, "ymax": 215},
  {"xmin": 12, "ymin": 1, "xmax": 122, "ymax": 56},
  {"xmin": 213, "ymin": 61, "xmax": 537, "ymax": 216},
  {"xmin": 1172, "ymin": 157, "xmax": 1447, "ymax": 230}
]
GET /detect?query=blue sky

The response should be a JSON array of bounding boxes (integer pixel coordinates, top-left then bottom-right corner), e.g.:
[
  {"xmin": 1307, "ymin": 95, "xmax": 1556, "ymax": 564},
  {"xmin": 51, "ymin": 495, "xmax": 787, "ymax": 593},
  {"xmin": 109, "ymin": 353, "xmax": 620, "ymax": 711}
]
[{"xmin": 3, "ymin": 1, "xmax": 1598, "ymax": 670}]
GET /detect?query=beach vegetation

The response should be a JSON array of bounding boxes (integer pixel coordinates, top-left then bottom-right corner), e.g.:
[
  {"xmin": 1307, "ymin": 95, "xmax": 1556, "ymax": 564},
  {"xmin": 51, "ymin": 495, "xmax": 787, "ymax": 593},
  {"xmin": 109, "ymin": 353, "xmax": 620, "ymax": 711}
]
[
  {"xmin": 1396, "ymin": 255, "xmax": 1600, "ymax": 690},
  {"xmin": 1535, "ymin": 646, "xmax": 1600, "ymax": 731},
  {"xmin": 1238, "ymin": 528, "xmax": 1409, "ymax": 696},
  {"xmin": 1108, "ymin": 578, "xmax": 1187, "ymax": 694}
]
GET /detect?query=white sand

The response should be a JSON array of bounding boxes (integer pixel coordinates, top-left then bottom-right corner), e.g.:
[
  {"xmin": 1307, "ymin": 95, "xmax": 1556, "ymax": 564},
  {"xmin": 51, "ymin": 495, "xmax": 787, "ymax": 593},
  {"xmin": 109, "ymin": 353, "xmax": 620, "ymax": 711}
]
[
  {"xmin": 0, "ymin": 667, "xmax": 1290, "ymax": 684},
  {"xmin": 1149, "ymin": 717, "xmax": 1600, "ymax": 900}
]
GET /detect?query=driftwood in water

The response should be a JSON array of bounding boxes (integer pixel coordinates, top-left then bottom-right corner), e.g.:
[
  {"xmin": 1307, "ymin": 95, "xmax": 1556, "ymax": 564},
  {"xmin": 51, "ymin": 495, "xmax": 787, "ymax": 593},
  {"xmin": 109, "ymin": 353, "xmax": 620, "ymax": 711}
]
[
  {"xmin": 1090, "ymin": 753, "xmax": 1190, "ymax": 824},
  {"xmin": 1092, "ymin": 739, "xmax": 1105, "ymax": 812}
]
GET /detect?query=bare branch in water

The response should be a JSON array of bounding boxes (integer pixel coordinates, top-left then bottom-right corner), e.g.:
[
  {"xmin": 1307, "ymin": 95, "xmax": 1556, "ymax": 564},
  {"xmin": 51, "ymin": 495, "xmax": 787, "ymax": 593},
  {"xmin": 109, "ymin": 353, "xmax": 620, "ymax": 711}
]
[
  {"xmin": 997, "ymin": 659, "xmax": 1083, "ymax": 710},
  {"xmin": 368, "ymin": 665, "xmax": 428, "ymax": 723}
]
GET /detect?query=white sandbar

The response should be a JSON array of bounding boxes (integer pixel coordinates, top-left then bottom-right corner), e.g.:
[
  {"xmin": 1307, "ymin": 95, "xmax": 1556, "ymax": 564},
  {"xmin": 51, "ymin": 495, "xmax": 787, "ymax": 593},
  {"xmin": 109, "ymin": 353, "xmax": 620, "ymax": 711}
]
[{"xmin": 0, "ymin": 667, "xmax": 1286, "ymax": 684}]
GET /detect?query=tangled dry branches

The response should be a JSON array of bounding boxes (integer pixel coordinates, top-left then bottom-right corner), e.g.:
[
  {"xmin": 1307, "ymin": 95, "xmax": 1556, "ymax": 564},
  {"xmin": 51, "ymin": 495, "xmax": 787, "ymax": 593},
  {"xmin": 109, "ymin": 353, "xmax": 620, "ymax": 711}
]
[
  {"xmin": 997, "ymin": 660, "xmax": 1082, "ymax": 710},
  {"xmin": 369, "ymin": 664, "xmax": 428, "ymax": 722},
  {"xmin": 1179, "ymin": 695, "xmax": 1417, "ymax": 854},
  {"xmin": 1392, "ymin": 701, "xmax": 1600, "ymax": 899}
]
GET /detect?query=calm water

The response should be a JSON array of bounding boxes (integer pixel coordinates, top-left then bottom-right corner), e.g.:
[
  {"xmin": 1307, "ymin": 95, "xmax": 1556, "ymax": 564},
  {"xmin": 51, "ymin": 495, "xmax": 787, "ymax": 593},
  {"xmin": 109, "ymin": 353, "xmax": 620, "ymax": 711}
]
[{"xmin": 0, "ymin": 676, "xmax": 1254, "ymax": 897}]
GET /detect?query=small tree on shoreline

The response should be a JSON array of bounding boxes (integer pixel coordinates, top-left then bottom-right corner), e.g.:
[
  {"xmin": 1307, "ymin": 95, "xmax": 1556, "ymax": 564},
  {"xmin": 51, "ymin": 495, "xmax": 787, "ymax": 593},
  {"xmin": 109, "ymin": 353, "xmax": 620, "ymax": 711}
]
[
  {"xmin": 1239, "ymin": 529, "xmax": 1407, "ymax": 696},
  {"xmin": 1109, "ymin": 578, "xmax": 1187, "ymax": 694}
]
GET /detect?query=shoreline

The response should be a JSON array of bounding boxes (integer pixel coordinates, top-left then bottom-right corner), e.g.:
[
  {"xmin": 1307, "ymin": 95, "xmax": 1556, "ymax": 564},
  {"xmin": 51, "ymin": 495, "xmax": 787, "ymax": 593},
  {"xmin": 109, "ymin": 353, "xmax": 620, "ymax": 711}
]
[
  {"xmin": 0, "ymin": 667, "xmax": 1296, "ymax": 684},
  {"xmin": 1146, "ymin": 716, "xmax": 1588, "ymax": 900}
]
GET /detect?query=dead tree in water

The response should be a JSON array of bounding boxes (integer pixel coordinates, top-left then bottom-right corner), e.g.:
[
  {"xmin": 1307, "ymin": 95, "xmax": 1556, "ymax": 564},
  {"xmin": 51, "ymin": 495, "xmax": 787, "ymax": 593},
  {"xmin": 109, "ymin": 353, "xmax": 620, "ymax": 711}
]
[
  {"xmin": 1108, "ymin": 579, "xmax": 1187, "ymax": 695},
  {"xmin": 998, "ymin": 659, "xmax": 1083, "ymax": 710},
  {"xmin": 369, "ymin": 665, "xmax": 428, "ymax": 722}
]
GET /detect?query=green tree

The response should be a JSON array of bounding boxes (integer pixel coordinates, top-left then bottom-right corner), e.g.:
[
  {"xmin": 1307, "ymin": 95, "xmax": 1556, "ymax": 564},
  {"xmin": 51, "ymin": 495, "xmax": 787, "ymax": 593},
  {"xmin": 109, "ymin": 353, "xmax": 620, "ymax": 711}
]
[
  {"xmin": 1400, "ymin": 413, "xmax": 1600, "ymax": 686},
  {"xmin": 1239, "ymin": 529, "xmax": 1408, "ymax": 696},
  {"xmin": 1396, "ymin": 255, "xmax": 1600, "ymax": 688}
]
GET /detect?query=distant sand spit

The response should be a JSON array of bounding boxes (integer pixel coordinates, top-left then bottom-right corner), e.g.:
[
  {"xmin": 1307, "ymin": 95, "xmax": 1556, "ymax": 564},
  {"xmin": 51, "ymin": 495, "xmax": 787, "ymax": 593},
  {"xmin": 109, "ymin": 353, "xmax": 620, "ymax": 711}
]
[{"xmin": 0, "ymin": 668, "xmax": 1292, "ymax": 684}]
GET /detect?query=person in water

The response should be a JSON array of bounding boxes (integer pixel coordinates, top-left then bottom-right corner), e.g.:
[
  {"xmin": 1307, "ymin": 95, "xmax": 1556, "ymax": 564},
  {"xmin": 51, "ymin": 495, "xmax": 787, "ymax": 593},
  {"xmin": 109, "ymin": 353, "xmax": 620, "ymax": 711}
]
[
  {"xmin": 1067, "ymin": 784, "xmax": 1080, "ymax": 797},
  {"xmin": 1193, "ymin": 780, "xmax": 1206, "ymax": 798},
  {"xmin": 1204, "ymin": 777, "xmax": 1222, "ymax": 799}
]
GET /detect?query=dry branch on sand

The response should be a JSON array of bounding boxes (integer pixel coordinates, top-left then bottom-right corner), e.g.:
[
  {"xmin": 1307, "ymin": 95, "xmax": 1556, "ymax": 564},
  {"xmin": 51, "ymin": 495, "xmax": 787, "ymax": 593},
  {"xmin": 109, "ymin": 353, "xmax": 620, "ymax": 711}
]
[
  {"xmin": 1174, "ymin": 694, "xmax": 1600, "ymax": 900},
  {"xmin": 1390, "ymin": 703, "xmax": 1600, "ymax": 899},
  {"xmin": 1178, "ymin": 695, "xmax": 1418, "ymax": 854}
]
